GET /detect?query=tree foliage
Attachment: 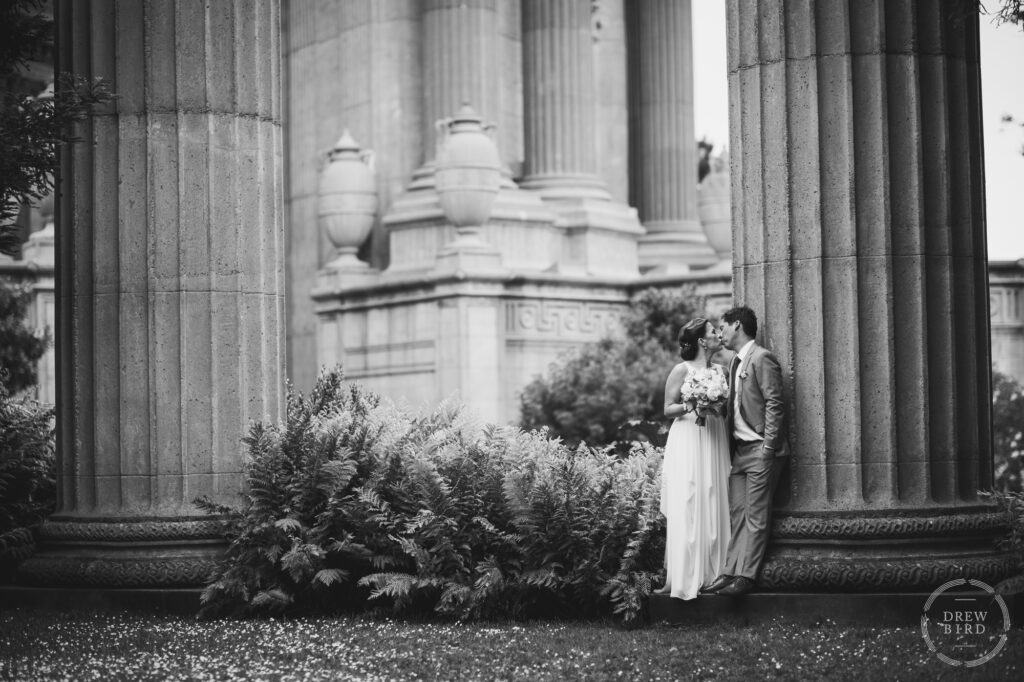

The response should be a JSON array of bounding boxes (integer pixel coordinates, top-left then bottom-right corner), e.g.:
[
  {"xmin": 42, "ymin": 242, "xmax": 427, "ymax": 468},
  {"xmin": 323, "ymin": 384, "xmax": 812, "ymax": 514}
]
[
  {"xmin": 993, "ymin": 367, "xmax": 1024, "ymax": 493},
  {"xmin": 0, "ymin": 0, "xmax": 113, "ymax": 256},
  {"xmin": 518, "ymin": 287, "xmax": 703, "ymax": 449},
  {"xmin": 197, "ymin": 367, "xmax": 665, "ymax": 624},
  {"xmin": 0, "ymin": 379, "xmax": 55, "ymax": 575},
  {"xmin": 983, "ymin": 0, "xmax": 1024, "ymax": 26},
  {"xmin": 0, "ymin": 279, "xmax": 47, "ymax": 395}
]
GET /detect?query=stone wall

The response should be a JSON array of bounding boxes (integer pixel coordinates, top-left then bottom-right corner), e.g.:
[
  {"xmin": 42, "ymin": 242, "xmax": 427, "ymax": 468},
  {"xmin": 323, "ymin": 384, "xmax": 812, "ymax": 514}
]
[{"xmin": 313, "ymin": 272, "xmax": 730, "ymax": 424}]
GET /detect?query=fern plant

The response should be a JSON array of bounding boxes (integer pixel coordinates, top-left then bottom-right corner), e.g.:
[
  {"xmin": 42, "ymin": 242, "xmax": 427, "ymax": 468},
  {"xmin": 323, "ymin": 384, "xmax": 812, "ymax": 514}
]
[
  {"xmin": 199, "ymin": 367, "xmax": 667, "ymax": 623},
  {"xmin": 0, "ymin": 378, "xmax": 55, "ymax": 578}
]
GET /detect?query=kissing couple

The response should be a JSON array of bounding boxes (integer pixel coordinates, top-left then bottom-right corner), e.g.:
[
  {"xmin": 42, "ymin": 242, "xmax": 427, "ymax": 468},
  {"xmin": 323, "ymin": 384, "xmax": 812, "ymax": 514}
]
[{"xmin": 657, "ymin": 305, "xmax": 789, "ymax": 599}]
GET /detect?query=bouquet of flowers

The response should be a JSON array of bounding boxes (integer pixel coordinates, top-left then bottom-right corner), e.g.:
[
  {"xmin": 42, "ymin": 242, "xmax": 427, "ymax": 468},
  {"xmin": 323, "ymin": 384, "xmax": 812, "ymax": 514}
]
[{"xmin": 680, "ymin": 366, "xmax": 730, "ymax": 426}]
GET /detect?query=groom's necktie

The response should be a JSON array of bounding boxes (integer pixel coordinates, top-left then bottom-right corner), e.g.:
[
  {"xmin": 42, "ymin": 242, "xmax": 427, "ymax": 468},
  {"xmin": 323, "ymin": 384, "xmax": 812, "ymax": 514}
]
[{"xmin": 728, "ymin": 356, "xmax": 739, "ymax": 422}]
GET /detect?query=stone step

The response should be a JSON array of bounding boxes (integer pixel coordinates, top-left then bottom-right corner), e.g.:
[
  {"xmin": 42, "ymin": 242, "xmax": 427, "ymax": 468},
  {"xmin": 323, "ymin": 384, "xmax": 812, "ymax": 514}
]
[
  {"xmin": 648, "ymin": 592, "xmax": 1024, "ymax": 628},
  {"xmin": 0, "ymin": 586, "xmax": 202, "ymax": 615}
]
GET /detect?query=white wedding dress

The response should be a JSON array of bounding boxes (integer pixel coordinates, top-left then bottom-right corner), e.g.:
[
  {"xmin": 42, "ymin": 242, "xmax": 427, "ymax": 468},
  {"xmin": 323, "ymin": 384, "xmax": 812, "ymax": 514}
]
[{"xmin": 659, "ymin": 361, "xmax": 732, "ymax": 600}]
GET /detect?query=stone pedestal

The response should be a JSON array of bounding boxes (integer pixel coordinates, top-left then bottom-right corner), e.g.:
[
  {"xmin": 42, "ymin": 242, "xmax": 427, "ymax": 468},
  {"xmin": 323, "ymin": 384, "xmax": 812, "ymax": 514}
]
[
  {"xmin": 20, "ymin": 0, "xmax": 285, "ymax": 587},
  {"xmin": 697, "ymin": 168, "xmax": 733, "ymax": 270},
  {"xmin": 382, "ymin": 0, "xmax": 558, "ymax": 276},
  {"xmin": 520, "ymin": 0, "xmax": 642, "ymax": 277},
  {"xmin": 728, "ymin": 0, "xmax": 1013, "ymax": 589},
  {"xmin": 629, "ymin": 0, "xmax": 716, "ymax": 272}
]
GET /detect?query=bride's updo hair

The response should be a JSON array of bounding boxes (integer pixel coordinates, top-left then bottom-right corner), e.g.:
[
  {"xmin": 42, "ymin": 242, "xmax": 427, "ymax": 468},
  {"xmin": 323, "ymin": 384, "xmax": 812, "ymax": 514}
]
[{"xmin": 678, "ymin": 317, "xmax": 708, "ymax": 361}]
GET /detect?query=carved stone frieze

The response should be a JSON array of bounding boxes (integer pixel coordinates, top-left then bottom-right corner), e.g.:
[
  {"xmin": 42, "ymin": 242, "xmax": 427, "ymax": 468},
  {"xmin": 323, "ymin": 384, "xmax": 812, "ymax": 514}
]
[
  {"xmin": 759, "ymin": 554, "xmax": 1018, "ymax": 591},
  {"xmin": 504, "ymin": 300, "xmax": 622, "ymax": 341},
  {"xmin": 771, "ymin": 511, "xmax": 1008, "ymax": 540},
  {"xmin": 39, "ymin": 518, "xmax": 230, "ymax": 543},
  {"xmin": 18, "ymin": 556, "xmax": 220, "ymax": 588}
]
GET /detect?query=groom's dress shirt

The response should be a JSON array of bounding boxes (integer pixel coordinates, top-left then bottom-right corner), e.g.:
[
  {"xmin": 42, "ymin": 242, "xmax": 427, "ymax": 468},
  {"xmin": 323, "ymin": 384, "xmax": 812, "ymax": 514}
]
[{"xmin": 732, "ymin": 340, "xmax": 763, "ymax": 443}]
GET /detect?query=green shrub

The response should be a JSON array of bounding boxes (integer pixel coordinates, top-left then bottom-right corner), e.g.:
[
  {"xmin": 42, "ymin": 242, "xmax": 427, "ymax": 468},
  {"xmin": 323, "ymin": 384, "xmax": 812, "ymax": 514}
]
[
  {"xmin": 993, "ymin": 368, "xmax": 1024, "ymax": 493},
  {"xmin": 519, "ymin": 287, "xmax": 703, "ymax": 450},
  {"xmin": 198, "ymin": 367, "xmax": 665, "ymax": 624},
  {"xmin": 0, "ymin": 379, "xmax": 55, "ymax": 577}
]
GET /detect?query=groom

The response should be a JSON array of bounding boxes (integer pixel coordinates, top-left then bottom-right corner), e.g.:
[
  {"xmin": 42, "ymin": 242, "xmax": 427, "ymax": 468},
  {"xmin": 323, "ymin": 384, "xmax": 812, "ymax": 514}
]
[{"xmin": 704, "ymin": 305, "xmax": 789, "ymax": 597}]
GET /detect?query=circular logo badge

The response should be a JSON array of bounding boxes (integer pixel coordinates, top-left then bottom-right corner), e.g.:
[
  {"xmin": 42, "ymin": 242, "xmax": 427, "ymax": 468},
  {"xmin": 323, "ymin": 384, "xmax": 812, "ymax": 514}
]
[{"xmin": 921, "ymin": 578, "xmax": 1011, "ymax": 667}]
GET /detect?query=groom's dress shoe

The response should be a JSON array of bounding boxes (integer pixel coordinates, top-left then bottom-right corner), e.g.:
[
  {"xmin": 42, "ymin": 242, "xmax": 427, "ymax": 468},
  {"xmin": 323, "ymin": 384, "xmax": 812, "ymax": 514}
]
[
  {"xmin": 716, "ymin": 576, "xmax": 755, "ymax": 596},
  {"xmin": 701, "ymin": 575, "xmax": 735, "ymax": 594}
]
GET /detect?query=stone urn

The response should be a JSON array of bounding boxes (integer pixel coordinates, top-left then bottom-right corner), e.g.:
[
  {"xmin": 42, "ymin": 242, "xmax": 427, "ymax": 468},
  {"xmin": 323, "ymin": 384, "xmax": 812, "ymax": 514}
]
[
  {"xmin": 435, "ymin": 104, "xmax": 502, "ymax": 249},
  {"xmin": 697, "ymin": 168, "xmax": 732, "ymax": 264},
  {"xmin": 318, "ymin": 130, "xmax": 377, "ymax": 269}
]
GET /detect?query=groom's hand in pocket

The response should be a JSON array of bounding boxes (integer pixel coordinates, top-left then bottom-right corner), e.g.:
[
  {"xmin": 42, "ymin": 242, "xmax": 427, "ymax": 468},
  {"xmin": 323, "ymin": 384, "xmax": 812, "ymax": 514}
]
[{"xmin": 761, "ymin": 445, "xmax": 776, "ymax": 459}]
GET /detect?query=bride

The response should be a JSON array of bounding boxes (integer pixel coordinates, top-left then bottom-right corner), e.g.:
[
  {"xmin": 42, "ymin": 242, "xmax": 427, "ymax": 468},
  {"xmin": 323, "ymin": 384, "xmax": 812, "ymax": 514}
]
[{"xmin": 657, "ymin": 317, "xmax": 732, "ymax": 600}]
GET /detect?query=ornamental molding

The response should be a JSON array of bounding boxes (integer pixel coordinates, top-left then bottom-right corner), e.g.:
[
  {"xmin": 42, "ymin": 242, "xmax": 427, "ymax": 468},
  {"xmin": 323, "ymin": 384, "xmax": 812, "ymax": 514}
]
[
  {"xmin": 18, "ymin": 556, "xmax": 219, "ymax": 588},
  {"xmin": 39, "ymin": 518, "xmax": 229, "ymax": 543},
  {"xmin": 771, "ymin": 511, "xmax": 1008, "ymax": 540},
  {"xmin": 759, "ymin": 554, "xmax": 1017, "ymax": 591}
]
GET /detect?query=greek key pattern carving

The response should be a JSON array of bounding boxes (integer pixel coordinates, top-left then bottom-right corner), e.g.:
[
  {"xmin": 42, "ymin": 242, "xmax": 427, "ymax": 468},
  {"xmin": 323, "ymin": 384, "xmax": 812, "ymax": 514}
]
[
  {"xmin": 18, "ymin": 557, "xmax": 219, "ymax": 587},
  {"xmin": 40, "ymin": 519, "xmax": 229, "ymax": 542},
  {"xmin": 771, "ymin": 512, "xmax": 1008, "ymax": 540},
  {"xmin": 759, "ymin": 554, "xmax": 1017, "ymax": 591},
  {"xmin": 505, "ymin": 300, "xmax": 622, "ymax": 340}
]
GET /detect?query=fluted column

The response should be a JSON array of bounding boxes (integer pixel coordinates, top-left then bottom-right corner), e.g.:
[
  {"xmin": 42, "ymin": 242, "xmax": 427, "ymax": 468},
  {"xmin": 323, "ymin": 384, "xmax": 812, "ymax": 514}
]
[
  {"xmin": 629, "ymin": 0, "xmax": 716, "ymax": 272},
  {"xmin": 422, "ymin": 0, "xmax": 503, "ymax": 164},
  {"xmin": 519, "ymin": 0, "xmax": 641, "ymax": 276},
  {"xmin": 728, "ymin": 0, "xmax": 1012, "ymax": 590},
  {"xmin": 21, "ymin": 0, "xmax": 285, "ymax": 587},
  {"xmin": 592, "ymin": 0, "xmax": 629, "ymax": 203},
  {"xmin": 521, "ymin": 0, "xmax": 605, "ymax": 196}
]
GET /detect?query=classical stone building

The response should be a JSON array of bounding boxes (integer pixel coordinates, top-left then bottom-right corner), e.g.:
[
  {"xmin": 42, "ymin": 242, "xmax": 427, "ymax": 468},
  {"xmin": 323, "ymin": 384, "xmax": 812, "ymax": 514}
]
[
  {"xmin": 991, "ymin": 260, "xmax": 1024, "ymax": 381},
  {"xmin": 14, "ymin": 0, "xmax": 1017, "ymax": 592},
  {"xmin": 288, "ymin": 0, "xmax": 729, "ymax": 423}
]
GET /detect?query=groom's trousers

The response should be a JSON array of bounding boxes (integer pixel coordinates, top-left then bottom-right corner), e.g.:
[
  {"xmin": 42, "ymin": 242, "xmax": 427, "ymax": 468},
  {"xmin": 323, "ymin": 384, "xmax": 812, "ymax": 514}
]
[{"xmin": 724, "ymin": 441, "xmax": 786, "ymax": 580}]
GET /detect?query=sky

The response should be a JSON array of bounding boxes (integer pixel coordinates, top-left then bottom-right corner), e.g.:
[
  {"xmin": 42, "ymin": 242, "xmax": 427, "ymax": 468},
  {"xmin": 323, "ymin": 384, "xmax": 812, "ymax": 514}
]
[{"xmin": 691, "ymin": 3, "xmax": 1024, "ymax": 261}]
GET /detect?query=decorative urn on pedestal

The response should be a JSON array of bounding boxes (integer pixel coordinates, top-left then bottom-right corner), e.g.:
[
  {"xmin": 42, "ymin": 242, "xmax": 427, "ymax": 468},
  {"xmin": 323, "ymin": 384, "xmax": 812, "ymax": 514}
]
[
  {"xmin": 318, "ymin": 130, "xmax": 377, "ymax": 269},
  {"xmin": 697, "ymin": 157, "xmax": 732, "ymax": 269},
  {"xmin": 435, "ymin": 104, "xmax": 502, "ymax": 253}
]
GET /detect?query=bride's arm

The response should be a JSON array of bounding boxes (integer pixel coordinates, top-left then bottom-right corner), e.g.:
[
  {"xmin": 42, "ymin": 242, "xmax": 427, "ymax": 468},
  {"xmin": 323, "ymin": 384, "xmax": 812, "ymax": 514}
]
[{"xmin": 663, "ymin": 363, "xmax": 691, "ymax": 419}]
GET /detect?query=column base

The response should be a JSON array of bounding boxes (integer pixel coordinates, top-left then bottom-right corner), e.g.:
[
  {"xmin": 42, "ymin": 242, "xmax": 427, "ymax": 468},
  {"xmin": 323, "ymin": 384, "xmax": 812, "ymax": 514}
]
[
  {"xmin": 638, "ymin": 220, "xmax": 719, "ymax": 272},
  {"xmin": 433, "ymin": 242, "xmax": 506, "ymax": 275},
  {"xmin": 317, "ymin": 264, "xmax": 382, "ymax": 291},
  {"xmin": 541, "ymin": 196, "xmax": 644, "ymax": 278},
  {"xmin": 383, "ymin": 165, "xmax": 560, "ymax": 273},
  {"xmin": 17, "ymin": 517, "xmax": 226, "ymax": 588},
  {"xmin": 759, "ymin": 508, "xmax": 1017, "ymax": 591}
]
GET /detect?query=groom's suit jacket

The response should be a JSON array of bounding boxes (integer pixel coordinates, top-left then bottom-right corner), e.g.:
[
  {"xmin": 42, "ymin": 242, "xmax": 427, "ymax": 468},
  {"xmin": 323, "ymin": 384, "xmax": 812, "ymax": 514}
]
[{"xmin": 729, "ymin": 343, "xmax": 790, "ymax": 457}]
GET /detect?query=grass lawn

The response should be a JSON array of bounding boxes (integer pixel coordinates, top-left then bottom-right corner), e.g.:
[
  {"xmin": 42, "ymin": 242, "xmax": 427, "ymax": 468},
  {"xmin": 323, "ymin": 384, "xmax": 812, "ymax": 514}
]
[{"xmin": 0, "ymin": 610, "xmax": 1021, "ymax": 681}]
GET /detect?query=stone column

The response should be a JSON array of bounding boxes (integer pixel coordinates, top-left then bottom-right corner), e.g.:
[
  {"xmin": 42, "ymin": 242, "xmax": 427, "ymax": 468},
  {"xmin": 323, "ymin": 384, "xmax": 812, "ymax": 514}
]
[
  {"xmin": 285, "ymin": 0, "xmax": 421, "ymax": 391},
  {"xmin": 629, "ymin": 0, "xmax": 716, "ymax": 272},
  {"xmin": 592, "ymin": 0, "xmax": 629, "ymax": 203},
  {"xmin": 422, "ymin": 0, "xmax": 502, "ymax": 164},
  {"xmin": 728, "ymin": 0, "xmax": 1013, "ymax": 590},
  {"xmin": 520, "ymin": 0, "xmax": 642, "ymax": 276},
  {"xmin": 521, "ymin": 0, "xmax": 604, "ymax": 197},
  {"xmin": 21, "ymin": 0, "xmax": 285, "ymax": 587}
]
